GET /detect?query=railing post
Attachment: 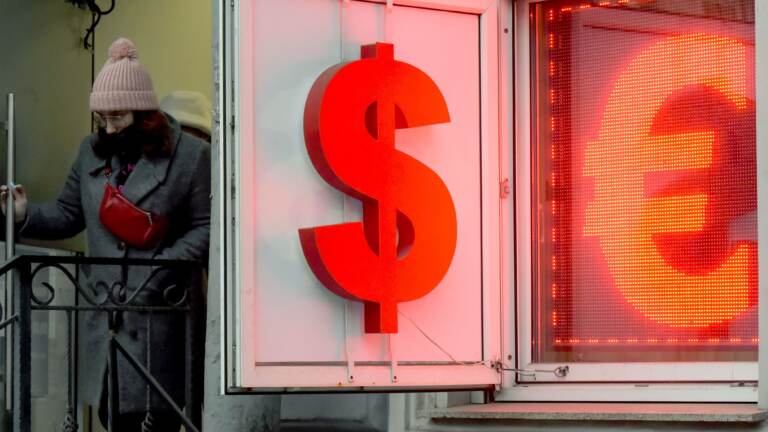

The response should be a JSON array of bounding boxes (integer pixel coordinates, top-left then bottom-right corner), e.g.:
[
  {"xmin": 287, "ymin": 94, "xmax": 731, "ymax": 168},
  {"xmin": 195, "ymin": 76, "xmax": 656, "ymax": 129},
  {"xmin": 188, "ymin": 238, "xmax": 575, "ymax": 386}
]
[
  {"xmin": 0, "ymin": 256, "xmax": 204, "ymax": 431},
  {"xmin": 12, "ymin": 261, "xmax": 30, "ymax": 432},
  {"xmin": 185, "ymin": 266, "xmax": 202, "ymax": 428},
  {"xmin": 5, "ymin": 93, "xmax": 15, "ymax": 257},
  {"xmin": 59, "ymin": 310, "xmax": 77, "ymax": 431},
  {"xmin": 107, "ymin": 313, "xmax": 118, "ymax": 432}
]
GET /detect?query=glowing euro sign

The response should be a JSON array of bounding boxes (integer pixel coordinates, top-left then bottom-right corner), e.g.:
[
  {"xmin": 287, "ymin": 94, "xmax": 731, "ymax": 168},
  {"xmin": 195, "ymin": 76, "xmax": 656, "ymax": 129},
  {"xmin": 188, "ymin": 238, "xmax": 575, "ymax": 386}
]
[{"xmin": 584, "ymin": 34, "xmax": 755, "ymax": 328}]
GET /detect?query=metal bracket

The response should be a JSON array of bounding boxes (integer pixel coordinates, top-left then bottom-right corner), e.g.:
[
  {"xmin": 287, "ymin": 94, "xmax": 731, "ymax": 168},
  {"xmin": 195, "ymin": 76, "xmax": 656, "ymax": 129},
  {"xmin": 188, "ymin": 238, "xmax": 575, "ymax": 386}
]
[
  {"xmin": 500, "ymin": 178, "xmax": 511, "ymax": 199},
  {"xmin": 347, "ymin": 357, "xmax": 355, "ymax": 383},
  {"xmin": 494, "ymin": 361, "xmax": 570, "ymax": 378},
  {"xmin": 344, "ymin": 302, "xmax": 355, "ymax": 383},
  {"xmin": 389, "ymin": 335, "xmax": 399, "ymax": 383}
]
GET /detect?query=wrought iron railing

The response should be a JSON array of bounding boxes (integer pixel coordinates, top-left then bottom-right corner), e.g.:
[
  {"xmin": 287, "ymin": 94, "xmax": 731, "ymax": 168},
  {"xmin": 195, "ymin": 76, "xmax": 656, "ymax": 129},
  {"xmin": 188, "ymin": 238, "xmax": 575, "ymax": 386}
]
[{"xmin": 0, "ymin": 255, "xmax": 204, "ymax": 432}]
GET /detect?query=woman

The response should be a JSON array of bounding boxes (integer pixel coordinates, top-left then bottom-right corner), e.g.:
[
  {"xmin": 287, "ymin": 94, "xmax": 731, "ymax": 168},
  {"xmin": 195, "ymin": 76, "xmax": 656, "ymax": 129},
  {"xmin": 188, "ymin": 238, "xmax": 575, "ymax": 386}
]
[{"xmin": 2, "ymin": 38, "xmax": 210, "ymax": 430}]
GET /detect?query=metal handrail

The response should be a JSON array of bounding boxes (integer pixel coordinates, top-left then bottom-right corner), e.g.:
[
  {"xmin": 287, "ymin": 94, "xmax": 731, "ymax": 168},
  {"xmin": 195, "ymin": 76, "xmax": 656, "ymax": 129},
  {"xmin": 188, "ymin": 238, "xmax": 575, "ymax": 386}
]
[
  {"xmin": 0, "ymin": 255, "xmax": 199, "ymax": 274},
  {"xmin": 0, "ymin": 255, "xmax": 204, "ymax": 432}
]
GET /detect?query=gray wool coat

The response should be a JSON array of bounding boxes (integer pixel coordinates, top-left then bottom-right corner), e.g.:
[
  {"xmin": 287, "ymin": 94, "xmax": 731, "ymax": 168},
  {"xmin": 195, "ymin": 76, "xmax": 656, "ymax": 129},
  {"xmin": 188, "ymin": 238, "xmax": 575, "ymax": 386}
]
[{"xmin": 20, "ymin": 114, "xmax": 210, "ymax": 413}]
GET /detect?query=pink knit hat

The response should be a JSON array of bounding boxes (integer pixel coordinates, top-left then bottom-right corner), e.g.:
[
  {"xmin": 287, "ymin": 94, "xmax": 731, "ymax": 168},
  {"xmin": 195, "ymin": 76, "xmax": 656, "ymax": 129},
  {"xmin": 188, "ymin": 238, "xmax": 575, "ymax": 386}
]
[{"xmin": 89, "ymin": 38, "xmax": 159, "ymax": 112}]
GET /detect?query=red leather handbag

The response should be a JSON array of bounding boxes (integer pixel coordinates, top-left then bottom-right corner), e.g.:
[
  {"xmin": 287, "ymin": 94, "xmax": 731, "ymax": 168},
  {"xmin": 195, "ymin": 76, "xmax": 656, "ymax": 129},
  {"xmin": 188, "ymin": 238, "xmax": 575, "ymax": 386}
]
[{"xmin": 99, "ymin": 182, "xmax": 168, "ymax": 250}]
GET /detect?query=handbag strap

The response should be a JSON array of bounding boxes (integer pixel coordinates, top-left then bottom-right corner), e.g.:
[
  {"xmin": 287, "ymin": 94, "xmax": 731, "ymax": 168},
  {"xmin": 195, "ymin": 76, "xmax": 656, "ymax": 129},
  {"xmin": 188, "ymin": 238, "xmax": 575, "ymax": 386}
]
[{"xmin": 103, "ymin": 158, "xmax": 136, "ymax": 187}]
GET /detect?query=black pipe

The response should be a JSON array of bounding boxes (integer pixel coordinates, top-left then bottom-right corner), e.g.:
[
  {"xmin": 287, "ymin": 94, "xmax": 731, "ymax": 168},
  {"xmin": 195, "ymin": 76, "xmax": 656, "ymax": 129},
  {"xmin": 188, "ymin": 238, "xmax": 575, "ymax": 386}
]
[{"xmin": 107, "ymin": 322, "xmax": 118, "ymax": 432}]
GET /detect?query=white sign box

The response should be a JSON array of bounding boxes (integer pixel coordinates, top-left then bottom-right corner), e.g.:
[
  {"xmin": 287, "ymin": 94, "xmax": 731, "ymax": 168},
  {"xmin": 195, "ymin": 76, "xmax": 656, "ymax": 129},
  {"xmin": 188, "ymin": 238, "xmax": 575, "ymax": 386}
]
[{"xmin": 223, "ymin": 0, "xmax": 504, "ymax": 392}]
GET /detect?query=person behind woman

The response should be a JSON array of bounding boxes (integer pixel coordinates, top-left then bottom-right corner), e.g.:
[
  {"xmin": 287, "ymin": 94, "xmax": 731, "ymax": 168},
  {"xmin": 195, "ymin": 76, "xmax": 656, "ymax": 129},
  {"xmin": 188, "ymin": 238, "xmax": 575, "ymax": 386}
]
[
  {"xmin": 1, "ymin": 37, "xmax": 210, "ymax": 430},
  {"xmin": 160, "ymin": 90, "xmax": 212, "ymax": 143}
]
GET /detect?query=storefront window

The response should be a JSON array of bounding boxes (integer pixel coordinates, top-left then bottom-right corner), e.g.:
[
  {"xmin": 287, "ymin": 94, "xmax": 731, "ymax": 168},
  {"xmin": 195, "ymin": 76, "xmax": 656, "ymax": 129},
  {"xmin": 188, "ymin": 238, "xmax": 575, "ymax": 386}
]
[{"xmin": 531, "ymin": 0, "xmax": 756, "ymax": 363}]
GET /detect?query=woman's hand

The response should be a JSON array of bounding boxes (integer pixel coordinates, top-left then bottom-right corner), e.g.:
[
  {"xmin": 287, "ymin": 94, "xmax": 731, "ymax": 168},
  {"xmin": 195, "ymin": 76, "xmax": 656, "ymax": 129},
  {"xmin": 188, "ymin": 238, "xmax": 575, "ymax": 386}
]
[{"xmin": 0, "ymin": 184, "xmax": 28, "ymax": 223}]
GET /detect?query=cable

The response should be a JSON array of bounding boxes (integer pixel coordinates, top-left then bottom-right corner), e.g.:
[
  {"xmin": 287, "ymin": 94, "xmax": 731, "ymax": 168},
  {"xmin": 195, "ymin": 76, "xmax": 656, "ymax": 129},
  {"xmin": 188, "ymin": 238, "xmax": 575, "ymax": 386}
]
[
  {"xmin": 383, "ymin": 0, "xmax": 393, "ymax": 43},
  {"xmin": 398, "ymin": 310, "xmax": 569, "ymax": 377},
  {"xmin": 398, "ymin": 310, "xmax": 486, "ymax": 367},
  {"xmin": 339, "ymin": 0, "xmax": 344, "ymax": 61},
  {"xmin": 81, "ymin": 0, "xmax": 117, "ymax": 51}
]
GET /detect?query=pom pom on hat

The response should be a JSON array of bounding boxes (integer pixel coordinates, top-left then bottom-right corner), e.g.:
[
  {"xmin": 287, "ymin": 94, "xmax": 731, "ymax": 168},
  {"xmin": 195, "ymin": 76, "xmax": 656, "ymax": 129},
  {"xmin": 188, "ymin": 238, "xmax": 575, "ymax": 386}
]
[{"xmin": 108, "ymin": 37, "xmax": 138, "ymax": 63}]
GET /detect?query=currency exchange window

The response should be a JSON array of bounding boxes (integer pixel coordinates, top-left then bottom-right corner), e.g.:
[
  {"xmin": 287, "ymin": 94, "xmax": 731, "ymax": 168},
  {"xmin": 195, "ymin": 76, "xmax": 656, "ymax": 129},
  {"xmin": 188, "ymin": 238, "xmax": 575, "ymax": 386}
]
[{"xmin": 530, "ymin": 0, "xmax": 756, "ymax": 363}]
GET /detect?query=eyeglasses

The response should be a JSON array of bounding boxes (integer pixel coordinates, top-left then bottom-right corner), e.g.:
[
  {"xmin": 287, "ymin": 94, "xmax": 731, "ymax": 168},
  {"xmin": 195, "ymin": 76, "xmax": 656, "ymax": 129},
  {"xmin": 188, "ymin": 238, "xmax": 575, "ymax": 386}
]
[{"xmin": 94, "ymin": 111, "xmax": 132, "ymax": 129}]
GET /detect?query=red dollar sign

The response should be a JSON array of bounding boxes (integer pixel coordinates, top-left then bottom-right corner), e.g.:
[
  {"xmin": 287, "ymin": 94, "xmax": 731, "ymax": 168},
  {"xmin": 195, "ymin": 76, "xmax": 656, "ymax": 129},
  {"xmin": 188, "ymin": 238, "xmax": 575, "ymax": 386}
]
[{"xmin": 299, "ymin": 43, "xmax": 457, "ymax": 334}]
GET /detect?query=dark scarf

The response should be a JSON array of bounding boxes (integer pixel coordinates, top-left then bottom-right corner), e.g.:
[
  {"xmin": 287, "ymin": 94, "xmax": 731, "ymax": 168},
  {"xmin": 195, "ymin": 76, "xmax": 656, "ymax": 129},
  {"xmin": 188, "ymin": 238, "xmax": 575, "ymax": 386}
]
[{"xmin": 96, "ymin": 125, "xmax": 144, "ymax": 165}]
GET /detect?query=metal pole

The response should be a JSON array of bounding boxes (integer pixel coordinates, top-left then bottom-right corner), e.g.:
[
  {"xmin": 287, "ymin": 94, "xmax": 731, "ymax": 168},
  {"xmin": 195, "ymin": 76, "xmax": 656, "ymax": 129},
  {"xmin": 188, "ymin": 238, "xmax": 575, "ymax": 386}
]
[
  {"xmin": 5, "ymin": 93, "xmax": 14, "ymax": 261},
  {"xmin": 185, "ymin": 269, "xmax": 202, "ymax": 428},
  {"xmin": 4, "ymin": 93, "xmax": 14, "ymax": 419},
  {"xmin": 60, "ymin": 311, "xmax": 77, "ymax": 431},
  {"xmin": 107, "ymin": 319, "xmax": 118, "ymax": 432}
]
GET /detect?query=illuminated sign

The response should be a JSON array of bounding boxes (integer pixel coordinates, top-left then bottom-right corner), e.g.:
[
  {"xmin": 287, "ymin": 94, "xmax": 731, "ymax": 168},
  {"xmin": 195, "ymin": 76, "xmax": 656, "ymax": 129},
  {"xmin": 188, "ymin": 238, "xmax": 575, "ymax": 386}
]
[
  {"xmin": 584, "ymin": 34, "xmax": 756, "ymax": 328},
  {"xmin": 535, "ymin": 2, "xmax": 756, "ymax": 360},
  {"xmin": 300, "ymin": 43, "xmax": 457, "ymax": 334}
]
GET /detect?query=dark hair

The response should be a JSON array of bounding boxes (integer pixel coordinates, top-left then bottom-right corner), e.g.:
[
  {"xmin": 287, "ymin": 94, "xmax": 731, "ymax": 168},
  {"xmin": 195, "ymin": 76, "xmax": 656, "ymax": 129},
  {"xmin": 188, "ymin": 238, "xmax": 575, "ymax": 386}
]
[{"xmin": 92, "ymin": 110, "xmax": 173, "ymax": 160}]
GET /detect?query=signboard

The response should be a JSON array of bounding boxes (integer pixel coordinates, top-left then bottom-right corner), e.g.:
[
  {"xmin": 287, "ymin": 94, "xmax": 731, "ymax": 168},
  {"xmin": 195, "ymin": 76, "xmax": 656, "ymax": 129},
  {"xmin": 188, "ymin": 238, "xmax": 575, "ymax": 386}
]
[
  {"xmin": 508, "ymin": 1, "xmax": 759, "ymax": 399},
  {"xmin": 223, "ymin": 0, "xmax": 503, "ymax": 392},
  {"xmin": 301, "ymin": 42, "xmax": 458, "ymax": 334},
  {"xmin": 530, "ymin": 3, "xmax": 756, "ymax": 365}
]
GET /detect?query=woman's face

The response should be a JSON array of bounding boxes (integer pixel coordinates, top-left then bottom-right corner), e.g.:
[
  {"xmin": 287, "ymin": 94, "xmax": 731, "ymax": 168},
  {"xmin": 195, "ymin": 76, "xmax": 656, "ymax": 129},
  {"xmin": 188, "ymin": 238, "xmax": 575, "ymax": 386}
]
[{"xmin": 94, "ymin": 111, "xmax": 134, "ymax": 134}]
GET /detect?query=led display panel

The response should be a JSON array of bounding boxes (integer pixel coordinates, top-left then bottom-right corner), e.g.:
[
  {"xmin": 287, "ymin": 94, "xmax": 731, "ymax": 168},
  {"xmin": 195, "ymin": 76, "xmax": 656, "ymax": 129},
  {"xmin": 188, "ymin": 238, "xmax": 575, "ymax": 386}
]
[{"xmin": 531, "ymin": 0, "xmax": 756, "ymax": 363}]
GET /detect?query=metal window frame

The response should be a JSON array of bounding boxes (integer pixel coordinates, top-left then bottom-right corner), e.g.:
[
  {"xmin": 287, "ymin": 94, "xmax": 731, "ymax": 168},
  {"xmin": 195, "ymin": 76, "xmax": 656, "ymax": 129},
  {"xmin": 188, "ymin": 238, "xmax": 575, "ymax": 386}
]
[
  {"xmin": 217, "ymin": 0, "xmax": 768, "ymax": 401},
  {"xmin": 755, "ymin": 0, "xmax": 768, "ymax": 410},
  {"xmin": 496, "ymin": 0, "xmax": 764, "ymax": 402},
  {"xmin": 220, "ymin": 0, "xmax": 505, "ymax": 394}
]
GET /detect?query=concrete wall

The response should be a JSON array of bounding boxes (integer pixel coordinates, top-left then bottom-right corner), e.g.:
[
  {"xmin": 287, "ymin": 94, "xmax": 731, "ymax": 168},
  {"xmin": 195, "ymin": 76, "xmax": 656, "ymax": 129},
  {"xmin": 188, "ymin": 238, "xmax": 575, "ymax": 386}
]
[
  {"xmin": 385, "ymin": 392, "xmax": 768, "ymax": 432},
  {"xmin": 282, "ymin": 394, "xmax": 388, "ymax": 431},
  {"xmin": 0, "ymin": 0, "xmax": 213, "ymax": 254},
  {"xmin": 0, "ymin": 0, "xmax": 92, "ymax": 253},
  {"xmin": 204, "ymin": 0, "xmax": 282, "ymax": 430},
  {"xmin": 96, "ymin": 0, "xmax": 213, "ymax": 109},
  {"xmin": 282, "ymin": 391, "xmax": 768, "ymax": 432},
  {"xmin": 405, "ymin": 420, "xmax": 768, "ymax": 432},
  {"xmin": 1, "ymin": 3, "xmax": 96, "ymax": 431}
]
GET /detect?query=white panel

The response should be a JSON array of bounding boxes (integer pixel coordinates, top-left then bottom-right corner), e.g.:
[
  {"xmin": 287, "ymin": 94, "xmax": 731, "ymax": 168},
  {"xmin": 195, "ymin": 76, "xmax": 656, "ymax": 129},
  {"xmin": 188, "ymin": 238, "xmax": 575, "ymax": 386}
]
[
  {"xmin": 337, "ymin": 1, "xmax": 483, "ymax": 363},
  {"xmin": 240, "ymin": 0, "xmax": 347, "ymax": 366},
  {"xmin": 235, "ymin": 0, "xmax": 494, "ymax": 390}
]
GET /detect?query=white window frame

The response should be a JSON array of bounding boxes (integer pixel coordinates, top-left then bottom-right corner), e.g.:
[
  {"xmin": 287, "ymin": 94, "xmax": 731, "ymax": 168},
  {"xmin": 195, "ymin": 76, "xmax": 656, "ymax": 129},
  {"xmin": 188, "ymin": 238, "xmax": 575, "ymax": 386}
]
[
  {"xmin": 497, "ymin": 0, "xmax": 765, "ymax": 402},
  {"xmin": 217, "ymin": 0, "xmax": 768, "ymax": 402},
  {"xmin": 756, "ymin": 0, "xmax": 768, "ymax": 410},
  {"xmin": 220, "ymin": 0, "xmax": 505, "ymax": 393}
]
